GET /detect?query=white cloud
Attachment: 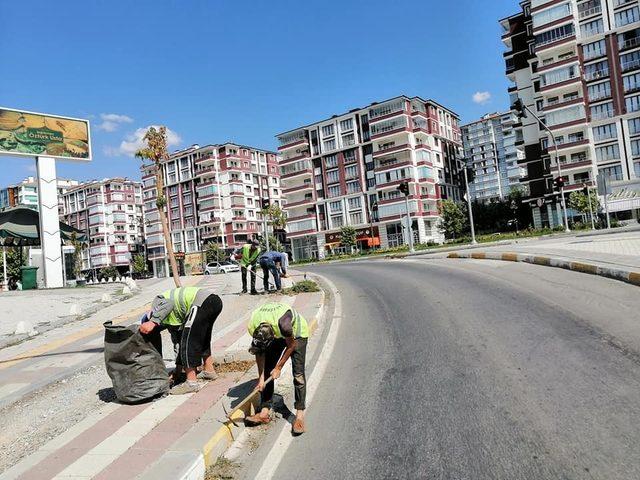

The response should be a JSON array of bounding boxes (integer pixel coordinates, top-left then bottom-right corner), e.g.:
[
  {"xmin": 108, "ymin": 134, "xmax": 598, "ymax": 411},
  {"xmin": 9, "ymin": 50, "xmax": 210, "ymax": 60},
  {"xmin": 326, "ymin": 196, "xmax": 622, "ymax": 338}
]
[
  {"xmin": 472, "ymin": 91, "xmax": 492, "ymax": 105},
  {"xmin": 96, "ymin": 113, "xmax": 133, "ymax": 132},
  {"xmin": 108, "ymin": 125, "xmax": 182, "ymax": 157}
]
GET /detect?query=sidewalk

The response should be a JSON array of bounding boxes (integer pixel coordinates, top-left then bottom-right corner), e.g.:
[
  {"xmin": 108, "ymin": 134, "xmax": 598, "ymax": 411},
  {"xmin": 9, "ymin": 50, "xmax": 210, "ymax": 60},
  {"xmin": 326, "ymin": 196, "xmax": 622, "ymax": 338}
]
[{"xmin": 0, "ymin": 272, "xmax": 323, "ymax": 480}]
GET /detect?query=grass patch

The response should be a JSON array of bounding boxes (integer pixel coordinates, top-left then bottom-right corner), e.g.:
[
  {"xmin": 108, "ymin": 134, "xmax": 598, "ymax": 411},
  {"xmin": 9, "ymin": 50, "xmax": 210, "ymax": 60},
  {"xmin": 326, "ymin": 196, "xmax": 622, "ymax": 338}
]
[{"xmin": 283, "ymin": 280, "xmax": 320, "ymax": 294}]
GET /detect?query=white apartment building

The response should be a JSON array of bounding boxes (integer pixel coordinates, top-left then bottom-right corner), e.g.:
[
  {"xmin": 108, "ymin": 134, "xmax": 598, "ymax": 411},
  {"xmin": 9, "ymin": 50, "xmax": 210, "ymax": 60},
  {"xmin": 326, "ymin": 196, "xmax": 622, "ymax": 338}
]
[
  {"xmin": 0, "ymin": 176, "xmax": 79, "ymax": 215},
  {"xmin": 276, "ymin": 95, "xmax": 465, "ymax": 261},
  {"xmin": 142, "ymin": 143, "xmax": 282, "ymax": 277},
  {"xmin": 61, "ymin": 178, "xmax": 144, "ymax": 272},
  {"xmin": 462, "ymin": 112, "xmax": 527, "ymax": 203}
]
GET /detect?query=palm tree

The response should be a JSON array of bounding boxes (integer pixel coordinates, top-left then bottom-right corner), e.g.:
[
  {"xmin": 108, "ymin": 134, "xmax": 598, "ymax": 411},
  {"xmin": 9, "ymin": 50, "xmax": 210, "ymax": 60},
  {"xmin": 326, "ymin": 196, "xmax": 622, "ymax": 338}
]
[{"xmin": 135, "ymin": 126, "xmax": 181, "ymax": 287}]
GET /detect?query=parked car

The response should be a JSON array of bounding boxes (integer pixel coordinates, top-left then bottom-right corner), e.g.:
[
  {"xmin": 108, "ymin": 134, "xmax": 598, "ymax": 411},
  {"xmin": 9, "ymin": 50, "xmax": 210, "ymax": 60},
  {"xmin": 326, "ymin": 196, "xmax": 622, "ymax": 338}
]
[{"xmin": 204, "ymin": 261, "xmax": 240, "ymax": 275}]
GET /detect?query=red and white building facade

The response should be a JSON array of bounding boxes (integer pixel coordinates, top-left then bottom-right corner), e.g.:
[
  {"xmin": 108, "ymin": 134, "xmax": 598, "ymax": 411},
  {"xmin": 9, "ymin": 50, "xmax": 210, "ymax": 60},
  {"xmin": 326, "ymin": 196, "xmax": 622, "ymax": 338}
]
[
  {"xmin": 276, "ymin": 95, "xmax": 465, "ymax": 261},
  {"xmin": 60, "ymin": 178, "xmax": 144, "ymax": 272},
  {"xmin": 142, "ymin": 143, "xmax": 282, "ymax": 277}
]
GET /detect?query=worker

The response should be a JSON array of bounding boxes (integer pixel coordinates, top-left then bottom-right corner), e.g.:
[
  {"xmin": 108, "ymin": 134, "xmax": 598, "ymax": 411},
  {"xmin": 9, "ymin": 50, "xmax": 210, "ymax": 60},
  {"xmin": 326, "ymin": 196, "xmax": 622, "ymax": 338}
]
[
  {"xmin": 234, "ymin": 239, "xmax": 261, "ymax": 294},
  {"xmin": 139, "ymin": 286, "xmax": 223, "ymax": 395},
  {"xmin": 258, "ymin": 250, "xmax": 288, "ymax": 292},
  {"xmin": 245, "ymin": 301, "xmax": 309, "ymax": 435}
]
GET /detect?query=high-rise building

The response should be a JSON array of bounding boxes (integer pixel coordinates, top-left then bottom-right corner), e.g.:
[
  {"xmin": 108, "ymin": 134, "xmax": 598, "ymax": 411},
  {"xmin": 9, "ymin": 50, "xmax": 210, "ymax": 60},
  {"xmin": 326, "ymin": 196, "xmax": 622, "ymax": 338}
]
[
  {"xmin": 276, "ymin": 95, "xmax": 464, "ymax": 261},
  {"xmin": 60, "ymin": 178, "xmax": 144, "ymax": 272},
  {"xmin": 501, "ymin": 0, "xmax": 640, "ymax": 227},
  {"xmin": 141, "ymin": 143, "xmax": 282, "ymax": 277},
  {"xmin": 462, "ymin": 112, "xmax": 526, "ymax": 203},
  {"xmin": 0, "ymin": 176, "xmax": 79, "ymax": 214}
]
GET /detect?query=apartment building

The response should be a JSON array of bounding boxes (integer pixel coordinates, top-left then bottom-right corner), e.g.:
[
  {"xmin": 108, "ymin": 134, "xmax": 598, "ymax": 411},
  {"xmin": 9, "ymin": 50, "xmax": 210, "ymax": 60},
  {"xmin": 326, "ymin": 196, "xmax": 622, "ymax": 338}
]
[
  {"xmin": 60, "ymin": 178, "xmax": 144, "ymax": 272},
  {"xmin": 0, "ymin": 176, "xmax": 78, "ymax": 214},
  {"xmin": 462, "ymin": 112, "xmax": 526, "ymax": 203},
  {"xmin": 276, "ymin": 95, "xmax": 465, "ymax": 261},
  {"xmin": 501, "ymin": 0, "xmax": 640, "ymax": 227},
  {"xmin": 141, "ymin": 143, "xmax": 281, "ymax": 277}
]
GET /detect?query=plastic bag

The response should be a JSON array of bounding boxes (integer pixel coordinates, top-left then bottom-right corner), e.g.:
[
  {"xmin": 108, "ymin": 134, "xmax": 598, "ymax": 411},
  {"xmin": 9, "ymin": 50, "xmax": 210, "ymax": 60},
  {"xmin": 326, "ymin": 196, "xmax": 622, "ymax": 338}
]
[{"xmin": 103, "ymin": 321, "xmax": 169, "ymax": 404}]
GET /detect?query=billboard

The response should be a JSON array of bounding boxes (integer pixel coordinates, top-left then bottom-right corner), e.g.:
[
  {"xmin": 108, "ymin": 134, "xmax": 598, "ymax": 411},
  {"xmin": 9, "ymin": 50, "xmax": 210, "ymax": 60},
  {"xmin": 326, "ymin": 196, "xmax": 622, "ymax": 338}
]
[{"xmin": 0, "ymin": 107, "xmax": 91, "ymax": 161}]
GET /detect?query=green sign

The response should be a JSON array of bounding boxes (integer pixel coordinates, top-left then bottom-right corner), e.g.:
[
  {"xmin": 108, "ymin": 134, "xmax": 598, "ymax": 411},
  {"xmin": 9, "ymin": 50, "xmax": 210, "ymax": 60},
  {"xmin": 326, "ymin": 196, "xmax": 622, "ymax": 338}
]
[{"xmin": 0, "ymin": 107, "xmax": 91, "ymax": 161}]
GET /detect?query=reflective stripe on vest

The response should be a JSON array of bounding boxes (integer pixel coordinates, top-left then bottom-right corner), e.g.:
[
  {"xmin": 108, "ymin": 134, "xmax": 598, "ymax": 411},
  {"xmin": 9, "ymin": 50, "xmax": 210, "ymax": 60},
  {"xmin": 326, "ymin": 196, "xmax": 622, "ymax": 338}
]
[
  {"xmin": 161, "ymin": 287, "xmax": 200, "ymax": 326},
  {"xmin": 247, "ymin": 302, "xmax": 309, "ymax": 339}
]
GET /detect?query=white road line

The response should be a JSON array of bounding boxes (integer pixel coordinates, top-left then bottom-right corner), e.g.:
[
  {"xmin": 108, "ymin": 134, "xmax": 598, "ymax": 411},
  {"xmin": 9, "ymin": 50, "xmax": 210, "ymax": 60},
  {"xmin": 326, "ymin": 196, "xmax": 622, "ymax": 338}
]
[{"xmin": 252, "ymin": 275, "xmax": 343, "ymax": 480}]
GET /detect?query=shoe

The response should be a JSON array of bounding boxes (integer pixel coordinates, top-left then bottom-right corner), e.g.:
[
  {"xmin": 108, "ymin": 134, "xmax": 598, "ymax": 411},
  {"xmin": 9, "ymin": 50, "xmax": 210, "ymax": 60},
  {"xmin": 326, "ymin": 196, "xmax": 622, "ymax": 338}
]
[
  {"xmin": 197, "ymin": 370, "xmax": 219, "ymax": 381},
  {"xmin": 241, "ymin": 289, "xmax": 248, "ymax": 294},
  {"xmin": 250, "ymin": 290, "xmax": 259, "ymax": 295},
  {"xmin": 170, "ymin": 381, "xmax": 200, "ymax": 395},
  {"xmin": 170, "ymin": 370, "xmax": 186, "ymax": 386},
  {"xmin": 245, "ymin": 412, "xmax": 271, "ymax": 426},
  {"xmin": 292, "ymin": 417, "xmax": 305, "ymax": 435}
]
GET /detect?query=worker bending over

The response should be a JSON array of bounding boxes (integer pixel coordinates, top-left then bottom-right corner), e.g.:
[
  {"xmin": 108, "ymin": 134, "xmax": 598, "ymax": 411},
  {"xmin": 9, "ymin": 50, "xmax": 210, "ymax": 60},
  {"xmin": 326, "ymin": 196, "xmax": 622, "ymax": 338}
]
[
  {"xmin": 234, "ymin": 239, "xmax": 261, "ymax": 294},
  {"xmin": 245, "ymin": 301, "xmax": 308, "ymax": 435},
  {"xmin": 259, "ymin": 250, "xmax": 288, "ymax": 292},
  {"xmin": 140, "ymin": 286, "xmax": 223, "ymax": 395}
]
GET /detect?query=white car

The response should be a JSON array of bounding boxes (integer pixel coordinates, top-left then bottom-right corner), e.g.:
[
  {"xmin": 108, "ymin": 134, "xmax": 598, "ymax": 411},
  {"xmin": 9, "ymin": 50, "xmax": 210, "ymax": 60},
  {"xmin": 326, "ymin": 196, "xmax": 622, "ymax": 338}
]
[{"xmin": 204, "ymin": 261, "xmax": 240, "ymax": 275}]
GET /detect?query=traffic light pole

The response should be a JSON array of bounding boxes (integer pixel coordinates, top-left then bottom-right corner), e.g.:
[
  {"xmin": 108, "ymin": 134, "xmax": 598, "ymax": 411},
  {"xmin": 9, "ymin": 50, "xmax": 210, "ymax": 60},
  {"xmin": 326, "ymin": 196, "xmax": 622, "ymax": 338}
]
[
  {"xmin": 585, "ymin": 184, "xmax": 596, "ymax": 230},
  {"xmin": 463, "ymin": 165, "xmax": 477, "ymax": 245},
  {"xmin": 521, "ymin": 103, "xmax": 570, "ymax": 232},
  {"xmin": 403, "ymin": 194, "xmax": 415, "ymax": 253}
]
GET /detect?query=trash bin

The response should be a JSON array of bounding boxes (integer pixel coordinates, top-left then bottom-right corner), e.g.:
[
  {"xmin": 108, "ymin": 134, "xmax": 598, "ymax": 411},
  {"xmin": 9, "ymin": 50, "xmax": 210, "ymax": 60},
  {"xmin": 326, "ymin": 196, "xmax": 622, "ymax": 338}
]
[{"xmin": 20, "ymin": 266, "xmax": 38, "ymax": 290}]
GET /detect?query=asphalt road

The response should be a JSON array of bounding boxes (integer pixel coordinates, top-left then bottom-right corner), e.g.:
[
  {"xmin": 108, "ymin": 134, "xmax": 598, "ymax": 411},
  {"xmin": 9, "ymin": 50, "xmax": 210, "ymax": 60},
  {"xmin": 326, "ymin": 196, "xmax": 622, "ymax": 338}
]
[{"xmin": 255, "ymin": 258, "xmax": 640, "ymax": 480}]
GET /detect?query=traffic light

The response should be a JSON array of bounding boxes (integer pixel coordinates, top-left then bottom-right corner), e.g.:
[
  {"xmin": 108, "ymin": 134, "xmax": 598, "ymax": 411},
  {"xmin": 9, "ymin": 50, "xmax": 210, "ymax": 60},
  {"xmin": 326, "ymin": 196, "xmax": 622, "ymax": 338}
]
[
  {"xmin": 397, "ymin": 182, "xmax": 410, "ymax": 196},
  {"xmin": 466, "ymin": 166, "xmax": 476, "ymax": 183},
  {"xmin": 582, "ymin": 184, "xmax": 589, "ymax": 196},
  {"xmin": 553, "ymin": 176, "xmax": 567, "ymax": 191},
  {"xmin": 511, "ymin": 98, "xmax": 527, "ymax": 119},
  {"xmin": 261, "ymin": 198, "xmax": 270, "ymax": 209},
  {"xmin": 371, "ymin": 201, "xmax": 379, "ymax": 212}
]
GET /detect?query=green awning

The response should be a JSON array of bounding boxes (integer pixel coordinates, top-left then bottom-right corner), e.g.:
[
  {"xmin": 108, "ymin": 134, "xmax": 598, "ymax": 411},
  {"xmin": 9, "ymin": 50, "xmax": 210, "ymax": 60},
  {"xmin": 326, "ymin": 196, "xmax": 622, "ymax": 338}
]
[{"xmin": 0, "ymin": 207, "xmax": 88, "ymax": 246}]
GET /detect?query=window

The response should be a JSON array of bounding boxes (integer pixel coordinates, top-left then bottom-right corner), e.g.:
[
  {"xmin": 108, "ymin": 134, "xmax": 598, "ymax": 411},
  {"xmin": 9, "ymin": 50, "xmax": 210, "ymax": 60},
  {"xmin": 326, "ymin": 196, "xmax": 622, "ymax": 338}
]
[
  {"xmin": 324, "ymin": 155, "xmax": 338, "ymax": 168},
  {"xmin": 545, "ymin": 105, "xmax": 585, "ymax": 126},
  {"xmin": 635, "ymin": 162, "xmax": 640, "ymax": 177},
  {"xmin": 347, "ymin": 197, "xmax": 361, "ymax": 209},
  {"xmin": 626, "ymin": 94, "xmax": 640, "ymax": 113},
  {"xmin": 582, "ymin": 39, "xmax": 606, "ymax": 60},
  {"xmin": 375, "ymin": 168, "xmax": 410, "ymax": 185},
  {"xmin": 418, "ymin": 166, "xmax": 434, "ymax": 179},
  {"xmin": 615, "ymin": 6, "xmax": 640, "ymax": 27},
  {"xmin": 331, "ymin": 215, "xmax": 344, "ymax": 228},
  {"xmin": 534, "ymin": 23, "xmax": 574, "ymax": 46},
  {"xmin": 346, "ymin": 181, "xmax": 360, "ymax": 194},
  {"xmin": 345, "ymin": 165, "xmax": 358, "ymax": 179},
  {"xmin": 590, "ymin": 102, "xmax": 613, "ymax": 120},
  {"xmin": 340, "ymin": 118, "xmax": 353, "ymax": 131},
  {"xmin": 323, "ymin": 138, "xmax": 336, "ymax": 152},
  {"xmin": 587, "ymin": 81, "xmax": 611, "ymax": 101},
  {"xmin": 328, "ymin": 185, "xmax": 340, "ymax": 198},
  {"xmin": 321, "ymin": 124, "xmax": 334, "ymax": 137},
  {"xmin": 624, "ymin": 73, "xmax": 640, "ymax": 93},
  {"xmin": 621, "ymin": 50, "xmax": 640, "ymax": 72},
  {"xmin": 631, "ymin": 139, "xmax": 640, "ymax": 156},
  {"xmin": 580, "ymin": 19, "xmax": 603, "ymax": 38},
  {"xmin": 541, "ymin": 65, "xmax": 577, "ymax": 86},
  {"xmin": 329, "ymin": 201, "xmax": 342, "ymax": 213},
  {"xmin": 532, "ymin": 3, "xmax": 571, "ymax": 28},
  {"xmin": 584, "ymin": 60, "xmax": 609, "ymax": 81},
  {"xmin": 342, "ymin": 133, "xmax": 355, "ymax": 146},
  {"xmin": 416, "ymin": 149, "xmax": 432, "ymax": 162},
  {"xmin": 349, "ymin": 212, "xmax": 363, "ymax": 225},
  {"xmin": 370, "ymin": 117, "xmax": 407, "ymax": 136},
  {"xmin": 326, "ymin": 170, "xmax": 339, "ymax": 184},
  {"xmin": 592, "ymin": 123, "xmax": 617, "ymax": 141},
  {"xmin": 596, "ymin": 143, "xmax": 620, "ymax": 161},
  {"xmin": 599, "ymin": 164, "xmax": 623, "ymax": 181}
]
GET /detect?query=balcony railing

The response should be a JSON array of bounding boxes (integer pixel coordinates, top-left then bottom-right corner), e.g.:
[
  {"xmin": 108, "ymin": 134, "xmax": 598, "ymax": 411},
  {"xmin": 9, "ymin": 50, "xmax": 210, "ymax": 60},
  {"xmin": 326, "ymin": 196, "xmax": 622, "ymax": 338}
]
[
  {"xmin": 578, "ymin": 5, "xmax": 602, "ymax": 19},
  {"xmin": 591, "ymin": 109, "xmax": 615, "ymax": 120},
  {"xmin": 584, "ymin": 68, "xmax": 609, "ymax": 81},
  {"xmin": 583, "ymin": 48, "xmax": 606, "ymax": 61},
  {"xmin": 619, "ymin": 36, "xmax": 640, "ymax": 50},
  {"xmin": 622, "ymin": 59, "xmax": 640, "ymax": 72}
]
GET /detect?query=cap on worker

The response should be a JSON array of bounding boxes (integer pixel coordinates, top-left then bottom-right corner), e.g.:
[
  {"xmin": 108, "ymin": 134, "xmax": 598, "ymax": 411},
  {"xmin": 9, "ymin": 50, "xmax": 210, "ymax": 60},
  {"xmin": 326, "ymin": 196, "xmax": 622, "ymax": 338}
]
[{"xmin": 249, "ymin": 323, "xmax": 275, "ymax": 354}]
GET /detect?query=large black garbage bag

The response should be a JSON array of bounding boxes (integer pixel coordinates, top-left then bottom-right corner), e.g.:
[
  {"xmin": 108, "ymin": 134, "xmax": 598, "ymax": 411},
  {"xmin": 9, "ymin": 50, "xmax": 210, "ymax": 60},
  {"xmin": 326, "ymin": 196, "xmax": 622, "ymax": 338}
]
[{"xmin": 103, "ymin": 321, "xmax": 169, "ymax": 404}]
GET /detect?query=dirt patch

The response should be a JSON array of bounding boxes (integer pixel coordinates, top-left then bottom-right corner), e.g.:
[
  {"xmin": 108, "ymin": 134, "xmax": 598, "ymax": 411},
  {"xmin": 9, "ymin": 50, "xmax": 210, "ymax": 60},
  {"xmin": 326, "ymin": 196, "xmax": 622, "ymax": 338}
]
[
  {"xmin": 215, "ymin": 360, "xmax": 254, "ymax": 373},
  {"xmin": 205, "ymin": 457, "xmax": 241, "ymax": 480}
]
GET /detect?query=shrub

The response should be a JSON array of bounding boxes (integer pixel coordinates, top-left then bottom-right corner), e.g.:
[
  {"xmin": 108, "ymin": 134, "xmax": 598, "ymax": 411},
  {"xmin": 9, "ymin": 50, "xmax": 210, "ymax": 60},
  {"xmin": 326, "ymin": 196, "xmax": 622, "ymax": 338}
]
[{"xmin": 287, "ymin": 280, "xmax": 320, "ymax": 293}]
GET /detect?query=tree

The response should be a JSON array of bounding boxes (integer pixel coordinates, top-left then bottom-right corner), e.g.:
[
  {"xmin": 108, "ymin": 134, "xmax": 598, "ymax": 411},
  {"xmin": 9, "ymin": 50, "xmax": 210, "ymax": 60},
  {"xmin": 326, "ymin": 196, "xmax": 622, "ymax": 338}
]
[
  {"xmin": 340, "ymin": 226, "xmax": 357, "ymax": 252},
  {"xmin": 205, "ymin": 242, "xmax": 226, "ymax": 263},
  {"xmin": 135, "ymin": 126, "xmax": 181, "ymax": 287},
  {"xmin": 132, "ymin": 253, "xmax": 147, "ymax": 275},
  {"xmin": 0, "ymin": 247, "xmax": 25, "ymax": 283},
  {"xmin": 69, "ymin": 231, "xmax": 84, "ymax": 279},
  {"xmin": 568, "ymin": 190, "xmax": 600, "ymax": 221},
  {"xmin": 438, "ymin": 200, "xmax": 467, "ymax": 240},
  {"xmin": 267, "ymin": 234, "xmax": 285, "ymax": 252},
  {"xmin": 261, "ymin": 203, "xmax": 287, "ymax": 229}
]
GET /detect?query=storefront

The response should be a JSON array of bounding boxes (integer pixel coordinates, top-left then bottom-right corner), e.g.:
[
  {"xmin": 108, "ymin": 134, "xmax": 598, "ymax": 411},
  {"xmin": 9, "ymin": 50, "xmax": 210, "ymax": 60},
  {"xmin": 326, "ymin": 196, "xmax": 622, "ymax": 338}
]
[{"xmin": 324, "ymin": 226, "xmax": 380, "ymax": 255}]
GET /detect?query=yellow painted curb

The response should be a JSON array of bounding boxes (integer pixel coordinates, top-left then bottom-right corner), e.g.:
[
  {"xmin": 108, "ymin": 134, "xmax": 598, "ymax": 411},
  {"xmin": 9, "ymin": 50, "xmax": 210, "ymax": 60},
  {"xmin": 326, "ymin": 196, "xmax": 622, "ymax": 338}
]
[
  {"xmin": 570, "ymin": 262, "xmax": 598, "ymax": 275},
  {"xmin": 628, "ymin": 272, "xmax": 640, "ymax": 286},
  {"xmin": 533, "ymin": 256, "xmax": 551, "ymax": 266},
  {"xmin": 471, "ymin": 252, "xmax": 486, "ymax": 259},
  {"xmin": 448, "ymin": 253, "xmax": 459, "ymax": 258},
  {"xmin": 501, "ymin": 253, "xmax": 518, "ymax": 262}
]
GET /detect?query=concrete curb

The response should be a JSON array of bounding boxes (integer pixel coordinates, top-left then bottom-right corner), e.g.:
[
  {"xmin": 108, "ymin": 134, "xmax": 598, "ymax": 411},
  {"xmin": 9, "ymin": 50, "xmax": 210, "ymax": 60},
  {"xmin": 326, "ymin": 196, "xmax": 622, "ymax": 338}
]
[
  {"xmin": 175, "ymin": 286, "xmax": 328, "ymax": 480},
  {"xmin": 446, "ymin": 251, "xmax": 640, "ymax": 287}
]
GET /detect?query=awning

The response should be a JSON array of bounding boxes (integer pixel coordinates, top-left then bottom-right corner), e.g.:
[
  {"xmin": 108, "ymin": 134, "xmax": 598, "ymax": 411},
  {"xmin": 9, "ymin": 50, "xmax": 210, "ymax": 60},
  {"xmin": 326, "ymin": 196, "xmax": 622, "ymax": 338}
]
[{"xmin": 0, "ymin": 207, "xmax": 87, "ymax": 246}]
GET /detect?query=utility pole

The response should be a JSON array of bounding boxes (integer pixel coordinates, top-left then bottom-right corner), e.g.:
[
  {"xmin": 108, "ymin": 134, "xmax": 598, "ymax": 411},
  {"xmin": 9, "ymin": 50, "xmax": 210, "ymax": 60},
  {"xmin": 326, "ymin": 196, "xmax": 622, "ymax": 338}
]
[
  {"xmin": 511, "ymin": 98, "xmax": 570, "ymax": 232},
  {"xmin": 603, "ymin": 175, "xmax": 611, "ymax": 229},
  {"xmin": 398, "ymin": 182, "xmax": 414, "ymax": 253},
  {"xmin": 262, "ymin": 199, "xmax": 270, "ymax": 251},
  {"xmin": 584, "ymin": 184, "xmax": 596, "ymax": 230},
  {"xmin": 463, "ymin": 165, "xmax": 477, "ymax": 244}
]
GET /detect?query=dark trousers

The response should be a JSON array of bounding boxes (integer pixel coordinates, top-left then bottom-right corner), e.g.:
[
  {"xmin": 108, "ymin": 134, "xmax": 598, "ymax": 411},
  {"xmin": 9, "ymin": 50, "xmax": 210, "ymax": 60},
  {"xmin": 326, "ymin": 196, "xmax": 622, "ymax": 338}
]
[
  {"xmin": 241, "ymin": 265, "xmax": 256, "ymax": 292},
  {"xmin": 260, "ymin": 258, "xmax": 281, "ymax": 291},
  {"xmin": 169, "ymin": 294, "xmax": 223, "ymax": 368},
  {"xmin": 261, "ymin": 337, "xmax": 307, "ymax": 411}
]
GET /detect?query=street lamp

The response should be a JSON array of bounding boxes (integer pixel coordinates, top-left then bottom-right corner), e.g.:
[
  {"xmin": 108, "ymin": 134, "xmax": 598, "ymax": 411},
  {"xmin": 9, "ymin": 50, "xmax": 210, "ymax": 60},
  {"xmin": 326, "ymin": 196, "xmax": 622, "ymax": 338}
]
[
  {"xmin": 511, "ymin": 98, "xmax": 570, "ymax": 232},
  {"xmin": 462, "ymin": 164, "xmax": 477, "ymax": 245}
]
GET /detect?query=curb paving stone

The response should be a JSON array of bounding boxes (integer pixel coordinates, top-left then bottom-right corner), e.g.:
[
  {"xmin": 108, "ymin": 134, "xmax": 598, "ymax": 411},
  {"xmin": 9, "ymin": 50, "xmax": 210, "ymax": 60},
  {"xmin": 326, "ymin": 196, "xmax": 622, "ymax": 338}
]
[{"xmin": 447, "ymin": 251, "xmax": 640, "ymax": 287}]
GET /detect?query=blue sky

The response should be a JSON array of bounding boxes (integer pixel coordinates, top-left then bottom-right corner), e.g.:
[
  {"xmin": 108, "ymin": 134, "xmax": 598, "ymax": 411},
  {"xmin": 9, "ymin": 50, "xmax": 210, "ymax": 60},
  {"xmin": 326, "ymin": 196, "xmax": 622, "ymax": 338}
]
[{"xmin": 0, "ymin": 0, "xmax": 517, "ymax": 187}]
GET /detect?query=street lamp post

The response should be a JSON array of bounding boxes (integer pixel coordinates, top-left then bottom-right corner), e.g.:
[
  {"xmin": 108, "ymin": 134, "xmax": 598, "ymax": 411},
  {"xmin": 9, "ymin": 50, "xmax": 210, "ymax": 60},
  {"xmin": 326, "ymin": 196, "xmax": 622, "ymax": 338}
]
[
  {"xmin": 463, "ymin": 165, "xmax": 477, "ymax": 245},
  {"xmin": 512, "ymin": 99, "xmax": 570, "ymax": 232},
  {"xmin": 403, "ymin": 194, "xmax": 415, "ymax": 253}
]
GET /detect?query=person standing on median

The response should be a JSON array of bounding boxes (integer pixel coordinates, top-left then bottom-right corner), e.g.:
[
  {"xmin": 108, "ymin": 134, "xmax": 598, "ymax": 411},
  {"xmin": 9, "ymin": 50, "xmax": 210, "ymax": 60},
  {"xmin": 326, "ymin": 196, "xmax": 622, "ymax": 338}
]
[
  {"xmin": 234, "ymin": 239, "xmax": 261, "ymax": 295},
  {"xmin": 139, "ymin": 286, "xmax": 223, "ymax": 395},
  {"xmin": 245, "ymin": 301, "xmax": 309, "ymax": 435},
  {"xmin": 259, "ymin": 250, "xmax": 288, "ymax": 292}
]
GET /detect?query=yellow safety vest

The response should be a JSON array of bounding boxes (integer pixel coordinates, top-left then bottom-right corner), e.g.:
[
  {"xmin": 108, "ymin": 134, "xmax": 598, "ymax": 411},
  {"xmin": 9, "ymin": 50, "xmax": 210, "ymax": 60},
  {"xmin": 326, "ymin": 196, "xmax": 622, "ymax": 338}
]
[
  {"xmin": 247, "ymin": 302, "xmax": 309, "ymax": 339},
  {"xmin": 160, "ymin": 287, "xmax": 200, "ymax": 327},
  {"xmin": 241, "ymin": 244, "xmax": 261, "ymax": 266}
]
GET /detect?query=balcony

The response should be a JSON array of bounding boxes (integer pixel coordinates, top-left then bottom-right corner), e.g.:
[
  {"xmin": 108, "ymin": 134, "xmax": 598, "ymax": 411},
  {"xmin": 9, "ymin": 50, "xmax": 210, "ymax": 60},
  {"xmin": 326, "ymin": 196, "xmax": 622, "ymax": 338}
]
[
  {"xmin": 619, "ymin": 36, "xmax": 640, "ymax": 51},
  {"xmin": 287, "ymin": 218, "xmax": 317, "ymax": 234},
  {"xmin": 591, "ymin": 109, "xmax": 615, "ymax": 121},
  {"xmin": 578, "ymin": 5, "xmax": 602, "ymax": 19},
  {"xmin": 622, "ymin": 59, "xmax": 640, "ymax": 73}
]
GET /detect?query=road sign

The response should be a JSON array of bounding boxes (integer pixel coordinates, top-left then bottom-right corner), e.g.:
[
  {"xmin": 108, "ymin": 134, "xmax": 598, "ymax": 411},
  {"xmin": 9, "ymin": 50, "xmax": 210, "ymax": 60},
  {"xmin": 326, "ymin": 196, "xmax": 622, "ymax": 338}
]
[{"xmin": 0, "ymin": 107, "xmax": 91, "ymax": 161}]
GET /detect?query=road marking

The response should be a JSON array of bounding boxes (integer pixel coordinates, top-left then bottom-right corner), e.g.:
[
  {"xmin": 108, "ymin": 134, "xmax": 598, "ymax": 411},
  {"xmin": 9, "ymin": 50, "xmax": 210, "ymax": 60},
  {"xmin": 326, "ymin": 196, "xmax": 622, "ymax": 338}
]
[{"xmin": 252, "ymin": 274, "xmax": 342, "ymax": 480}]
